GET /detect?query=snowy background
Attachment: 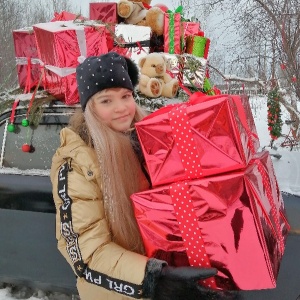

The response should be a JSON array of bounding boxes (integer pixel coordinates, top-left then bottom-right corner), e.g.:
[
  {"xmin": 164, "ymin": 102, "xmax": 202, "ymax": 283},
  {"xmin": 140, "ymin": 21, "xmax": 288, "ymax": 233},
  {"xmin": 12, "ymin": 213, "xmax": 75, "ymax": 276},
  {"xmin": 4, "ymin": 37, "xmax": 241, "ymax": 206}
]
[{"xmin": 0, "ymin": 94, "xmax": 299, "ymax": 299}]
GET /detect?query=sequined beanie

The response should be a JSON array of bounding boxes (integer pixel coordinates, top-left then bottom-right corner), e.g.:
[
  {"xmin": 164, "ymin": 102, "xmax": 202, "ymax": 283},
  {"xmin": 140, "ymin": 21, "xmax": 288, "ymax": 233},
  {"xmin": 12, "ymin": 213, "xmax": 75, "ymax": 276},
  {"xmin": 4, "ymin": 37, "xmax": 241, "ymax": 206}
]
[{"xmin": 76, "ymin": 52, "xmax": 139, "ymax": 110}]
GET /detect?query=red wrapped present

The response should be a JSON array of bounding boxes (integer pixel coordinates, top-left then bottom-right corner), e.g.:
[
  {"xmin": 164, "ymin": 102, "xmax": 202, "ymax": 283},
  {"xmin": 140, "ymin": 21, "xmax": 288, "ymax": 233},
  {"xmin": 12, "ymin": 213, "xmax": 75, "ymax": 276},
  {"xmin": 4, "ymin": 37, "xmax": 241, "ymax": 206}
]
[
  {"xmin": 135, "ymin": 93, "xmax": 260, "ymax": 186},
  {"xmin": 186, "ymin": 33, "xmax": 211, "ymax": 59},
  {"xmin": 181, "ymin": 21, "xmax": 200, "ymax": 38},
  {"xmin": 164, "ymin": 9, "xmax": 182, "ymax": 54},
  {"xmin": 233, "ymin": 94, "xmax": 259, "ymax": 149},
  {"xmin": 51, "ymin": 11, "xmax": 85, "ymax": 21},
  {"xmin": 89, "ymin": 2, "xmax": 118, "ymax": 23},
  {"xmin": 181, "ymin": 22, "xmax": 200, "ymax": 53},
  {"xmin": 13, "ymin": 28, "xmax": 42, "ymax": 91},
  {"xmin": 131, "ymin": 151, "xmax": 290, "ymax": 290},
  {"xmin": 33, "ymin": 21, "xmax": 108, "ymax": 104},
  {"xmin": 89, "ymin": 2, "xmax": 118, "ymax": 51}
]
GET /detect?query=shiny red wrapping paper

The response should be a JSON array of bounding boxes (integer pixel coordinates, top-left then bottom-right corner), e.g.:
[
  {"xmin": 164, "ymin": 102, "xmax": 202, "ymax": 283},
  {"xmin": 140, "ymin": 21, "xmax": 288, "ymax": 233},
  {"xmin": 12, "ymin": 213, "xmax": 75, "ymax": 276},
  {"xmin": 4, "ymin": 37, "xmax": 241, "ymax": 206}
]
[
  {"xmin": 181, "ymin": 22, "xmax": 200, "ymax": 38},
  {"xmin": 51, "ymin": 11, "xmax": 85, "ymax": 21},
  {"xmin": 89, "ymin": 2, "xmax": 118, "ymax": 23},
  {"xmin": 164, "ymin": 12, "xmax": 182, "ymax": 54},
  {"xmin": 181, "ymin": 22, "xmax": 200, "ymax": 50},
  {"xmin": 89, "ymin": 3, "xmax": 118, "ymax": 51},
  {"xmin": 135, "ymin": 93, "xmax": 260, "ymax": 187},
  {"xmin": 131, "ymin": 151, "xmax": 290, "ymax": 290},
  {"xmin": 12, "ymin": 28, "xmax": 42, "ymax": 89},
  {"xmin": 33, "ymin": 21, "xmax": 108, "ymax": 104}
]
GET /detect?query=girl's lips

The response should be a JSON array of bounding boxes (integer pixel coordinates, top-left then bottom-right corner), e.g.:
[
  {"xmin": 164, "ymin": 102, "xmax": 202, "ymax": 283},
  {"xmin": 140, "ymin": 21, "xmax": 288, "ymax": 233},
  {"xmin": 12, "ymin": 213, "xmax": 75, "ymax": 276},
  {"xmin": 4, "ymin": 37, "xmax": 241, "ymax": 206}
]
[{"xmin": 115, "ymin": 114, "xmax": 129, "ymax": 121}]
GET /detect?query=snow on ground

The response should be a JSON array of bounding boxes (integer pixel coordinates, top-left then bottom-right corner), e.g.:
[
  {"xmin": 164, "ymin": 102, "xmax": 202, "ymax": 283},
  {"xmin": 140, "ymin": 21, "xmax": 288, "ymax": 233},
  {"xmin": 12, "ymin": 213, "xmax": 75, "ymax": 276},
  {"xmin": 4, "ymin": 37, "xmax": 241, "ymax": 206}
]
[
  {"xmin": 0, "ymin": 94, "xmax": 299, "ymax": 299},
  {"xmin": 251, "ymin": 95, "xmax": 300, "ymax": 197},
  {"xmin": 0, "ymin": 283, "xmax": 78, "ymax": 300}
]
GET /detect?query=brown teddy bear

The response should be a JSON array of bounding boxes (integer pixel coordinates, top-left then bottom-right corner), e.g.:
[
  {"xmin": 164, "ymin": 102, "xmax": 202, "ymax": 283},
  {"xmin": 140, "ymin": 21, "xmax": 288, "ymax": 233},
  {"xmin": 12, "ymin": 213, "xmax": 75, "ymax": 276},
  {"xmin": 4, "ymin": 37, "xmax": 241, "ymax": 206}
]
[
  {"xmin": 117, "ymin": 0, "xmax": 165, "ymax": 36},
  {"xmin": 138, "ymin": 53, "xmax": 179, "ymax": 98}
]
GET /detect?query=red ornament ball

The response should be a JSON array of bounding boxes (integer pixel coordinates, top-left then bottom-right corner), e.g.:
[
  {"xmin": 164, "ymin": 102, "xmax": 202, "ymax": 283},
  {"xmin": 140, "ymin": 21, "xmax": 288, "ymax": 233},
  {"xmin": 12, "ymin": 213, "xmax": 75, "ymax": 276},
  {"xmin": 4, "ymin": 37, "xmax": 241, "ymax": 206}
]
[
  {"xmin": 22, "ymin": 144, "xmax": 31, "ymax": 152},
  {"xmin": 280, "ymin": 63, "xmax": 286, "ymax": 70},
  {"xmin": 153, "ymin": 3, "xmax": 168, "ymax": 12}
]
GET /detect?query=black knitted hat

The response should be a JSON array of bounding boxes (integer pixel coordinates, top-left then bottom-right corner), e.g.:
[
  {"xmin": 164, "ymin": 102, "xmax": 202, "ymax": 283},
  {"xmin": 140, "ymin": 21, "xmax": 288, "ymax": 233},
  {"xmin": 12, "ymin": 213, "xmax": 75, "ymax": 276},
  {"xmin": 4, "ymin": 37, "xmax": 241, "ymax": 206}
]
[{"xmin": 76, "ymin": 52, "xmax": 139, "ymax": 110}]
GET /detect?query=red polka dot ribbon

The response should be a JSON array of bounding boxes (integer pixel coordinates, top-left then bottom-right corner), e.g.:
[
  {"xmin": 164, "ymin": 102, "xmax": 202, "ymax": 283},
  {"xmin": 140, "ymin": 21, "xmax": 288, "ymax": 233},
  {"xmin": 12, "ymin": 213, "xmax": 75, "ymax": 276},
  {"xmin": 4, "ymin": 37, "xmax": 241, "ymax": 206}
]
[
  {"xmin": 170, "ymin": 181, "xmax": 217, "ymax": 289},
  {"xmin": 168, "ymin": 104, "xmax": 204, "ymax": 180}
]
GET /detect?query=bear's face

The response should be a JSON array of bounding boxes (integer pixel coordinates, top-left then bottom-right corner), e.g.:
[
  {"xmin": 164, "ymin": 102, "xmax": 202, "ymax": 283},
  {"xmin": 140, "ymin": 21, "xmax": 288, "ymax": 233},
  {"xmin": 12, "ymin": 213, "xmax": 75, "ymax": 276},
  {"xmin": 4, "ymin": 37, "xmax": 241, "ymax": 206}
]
[{"xmin": 139, "ymin": 54, "xmax": 167, "ymax": 78}]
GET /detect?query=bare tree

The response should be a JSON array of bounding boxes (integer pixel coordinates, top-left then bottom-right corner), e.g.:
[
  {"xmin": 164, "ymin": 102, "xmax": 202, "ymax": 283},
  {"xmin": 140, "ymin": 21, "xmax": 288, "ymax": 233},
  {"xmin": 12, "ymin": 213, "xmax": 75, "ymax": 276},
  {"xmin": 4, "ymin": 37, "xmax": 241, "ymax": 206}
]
[
  {"xmin": 202, "ymin": 0, "xmax": 300, "ymax": 137},
  {"xmin": 0, "ymin": 0, "xmax": 25, "ymax": 89}
]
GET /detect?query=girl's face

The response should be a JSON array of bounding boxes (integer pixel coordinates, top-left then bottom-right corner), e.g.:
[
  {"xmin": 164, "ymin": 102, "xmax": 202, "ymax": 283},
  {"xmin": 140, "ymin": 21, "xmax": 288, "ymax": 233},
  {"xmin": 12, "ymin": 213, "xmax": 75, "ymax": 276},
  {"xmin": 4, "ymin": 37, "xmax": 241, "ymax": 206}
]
[{"xmin": 91, "ymin": 87, "xmax": 136, "ymax": 132}]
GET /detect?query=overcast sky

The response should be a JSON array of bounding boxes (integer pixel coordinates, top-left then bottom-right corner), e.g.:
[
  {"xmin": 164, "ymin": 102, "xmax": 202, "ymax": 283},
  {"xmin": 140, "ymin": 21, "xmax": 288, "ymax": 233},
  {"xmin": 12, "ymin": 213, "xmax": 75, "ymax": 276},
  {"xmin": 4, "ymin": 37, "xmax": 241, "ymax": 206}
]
[
  {"xmin": 70, "ymin": 0, "xmax": 236, "ymax": 75},
  {"xmin": 73, "ymin": 0, "xmax": 176, "ymax": 17}
]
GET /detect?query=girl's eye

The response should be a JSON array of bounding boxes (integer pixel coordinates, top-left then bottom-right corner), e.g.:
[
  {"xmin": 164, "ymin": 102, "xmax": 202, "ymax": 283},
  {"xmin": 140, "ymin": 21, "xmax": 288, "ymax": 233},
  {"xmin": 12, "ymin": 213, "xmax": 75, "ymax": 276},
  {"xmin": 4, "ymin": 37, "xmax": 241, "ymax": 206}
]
[
  {"xmin": 123, "ymin": 93, "xmax": 132, "ymax": 99},
  {"xmin": 100, "ymin": 99, "xmax": 110, "ymax": 104}
]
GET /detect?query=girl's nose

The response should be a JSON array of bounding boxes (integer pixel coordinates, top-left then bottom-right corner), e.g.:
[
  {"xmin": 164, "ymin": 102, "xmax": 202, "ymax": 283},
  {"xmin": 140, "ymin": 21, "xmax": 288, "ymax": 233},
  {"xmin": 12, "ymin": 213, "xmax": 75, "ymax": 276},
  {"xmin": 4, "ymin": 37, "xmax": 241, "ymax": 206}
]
[{"xmin": 114, "ymin": 100, "xmax": 127, "ymax": 112}]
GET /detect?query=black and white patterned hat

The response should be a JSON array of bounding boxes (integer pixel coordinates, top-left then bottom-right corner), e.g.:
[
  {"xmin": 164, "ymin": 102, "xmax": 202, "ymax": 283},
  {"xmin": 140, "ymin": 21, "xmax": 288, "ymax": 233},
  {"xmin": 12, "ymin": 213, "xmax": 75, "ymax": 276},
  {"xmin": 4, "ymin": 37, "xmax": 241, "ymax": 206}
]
[{"xmin": 76, "ymin": 52, "xmax": 139, "ymax": 110}]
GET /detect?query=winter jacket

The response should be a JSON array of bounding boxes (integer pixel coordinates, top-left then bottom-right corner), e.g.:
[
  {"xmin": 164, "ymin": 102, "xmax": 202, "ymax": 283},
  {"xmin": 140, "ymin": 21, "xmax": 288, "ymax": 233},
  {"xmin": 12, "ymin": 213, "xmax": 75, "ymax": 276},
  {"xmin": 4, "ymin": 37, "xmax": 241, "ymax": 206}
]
[{"xmin": 50, "ymin": 127, "xmax": 151, "ymax": 300}]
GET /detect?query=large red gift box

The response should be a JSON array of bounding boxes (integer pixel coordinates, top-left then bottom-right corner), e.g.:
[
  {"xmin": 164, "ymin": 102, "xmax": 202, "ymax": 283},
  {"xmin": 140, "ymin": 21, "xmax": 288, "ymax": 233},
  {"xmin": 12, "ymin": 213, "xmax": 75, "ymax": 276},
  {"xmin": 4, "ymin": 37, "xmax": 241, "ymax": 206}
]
[
  {"xmin": 135, "ymin": 93, "xmax": 260, "ymax": 187},
  {"xmin": 13, "ymin": 28, "xmax": 42, "ymax": 90},
  {"xmin": 131, "ymin": 151, "xmax": 290, "ymax": 290},
  {"xmin": 33, "ymin": 21, "xmax": 108, "ymax": 104}
]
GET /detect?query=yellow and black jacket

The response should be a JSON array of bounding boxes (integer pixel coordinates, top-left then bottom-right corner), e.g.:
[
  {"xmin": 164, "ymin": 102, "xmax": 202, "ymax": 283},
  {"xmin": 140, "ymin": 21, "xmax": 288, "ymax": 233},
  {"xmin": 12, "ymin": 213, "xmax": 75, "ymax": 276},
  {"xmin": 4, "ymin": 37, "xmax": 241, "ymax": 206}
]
[{"xmin": 51, "ymin": 127, "xmax": 153, "ymax": 300}]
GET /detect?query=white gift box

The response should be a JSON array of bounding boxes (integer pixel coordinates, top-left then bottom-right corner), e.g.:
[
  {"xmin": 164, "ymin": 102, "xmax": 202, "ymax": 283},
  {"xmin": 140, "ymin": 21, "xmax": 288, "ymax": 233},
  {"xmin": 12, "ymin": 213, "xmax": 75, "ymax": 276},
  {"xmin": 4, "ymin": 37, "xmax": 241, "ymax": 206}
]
[{"xmin": 113, "ymin": 24, "xmax": 151, "ymax": 65}]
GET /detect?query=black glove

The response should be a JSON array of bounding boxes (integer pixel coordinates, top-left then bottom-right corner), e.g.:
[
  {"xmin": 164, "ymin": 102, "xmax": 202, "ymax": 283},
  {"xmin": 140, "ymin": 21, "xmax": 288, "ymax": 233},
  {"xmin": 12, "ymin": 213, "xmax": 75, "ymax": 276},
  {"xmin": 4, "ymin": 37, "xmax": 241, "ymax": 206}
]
[{"xmin": 153, "ymin": 265, "xmax": 242, "ymax": 300}]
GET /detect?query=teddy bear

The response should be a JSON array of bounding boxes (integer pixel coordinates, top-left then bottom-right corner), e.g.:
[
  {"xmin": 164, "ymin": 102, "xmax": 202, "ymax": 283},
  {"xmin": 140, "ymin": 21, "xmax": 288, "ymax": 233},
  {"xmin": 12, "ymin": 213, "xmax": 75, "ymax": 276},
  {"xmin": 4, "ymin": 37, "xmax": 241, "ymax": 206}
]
[
  {"xmin": 138, "ymin": 53, "xmax": 179, "ymax": 98},
  {"xmin": 117, "ymin": 0, "xmax": 165, "ymax": 36}
]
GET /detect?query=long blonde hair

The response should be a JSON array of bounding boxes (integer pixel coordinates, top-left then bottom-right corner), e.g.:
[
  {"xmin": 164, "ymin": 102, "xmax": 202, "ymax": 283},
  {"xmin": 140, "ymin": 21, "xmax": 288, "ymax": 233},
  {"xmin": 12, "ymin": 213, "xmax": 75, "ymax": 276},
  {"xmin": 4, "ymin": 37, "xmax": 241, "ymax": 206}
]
[{"xmin": 69, "ymin": 100, "xmax": 148, "ymax": 254}]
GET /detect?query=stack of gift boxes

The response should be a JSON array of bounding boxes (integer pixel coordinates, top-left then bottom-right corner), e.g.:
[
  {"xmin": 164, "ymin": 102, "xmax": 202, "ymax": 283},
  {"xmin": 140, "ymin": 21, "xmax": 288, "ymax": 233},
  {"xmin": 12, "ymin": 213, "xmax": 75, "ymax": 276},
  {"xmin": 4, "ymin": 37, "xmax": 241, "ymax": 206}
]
[
  {"xmin": 131, "ymin": 92, "xmax": 290, "ymax": 290},
  {"xmin": 12, "ymin": 2, "xmax": 213, "ymax": 104}
]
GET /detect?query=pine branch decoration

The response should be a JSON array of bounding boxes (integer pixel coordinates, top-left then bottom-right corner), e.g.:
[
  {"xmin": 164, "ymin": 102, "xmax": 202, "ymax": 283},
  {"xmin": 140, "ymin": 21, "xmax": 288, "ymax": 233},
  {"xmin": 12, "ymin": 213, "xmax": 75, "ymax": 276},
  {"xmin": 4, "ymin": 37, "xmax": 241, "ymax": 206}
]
[{"xmin": 267, "ymin": 88, "xmax": 282, "ymax": 140}]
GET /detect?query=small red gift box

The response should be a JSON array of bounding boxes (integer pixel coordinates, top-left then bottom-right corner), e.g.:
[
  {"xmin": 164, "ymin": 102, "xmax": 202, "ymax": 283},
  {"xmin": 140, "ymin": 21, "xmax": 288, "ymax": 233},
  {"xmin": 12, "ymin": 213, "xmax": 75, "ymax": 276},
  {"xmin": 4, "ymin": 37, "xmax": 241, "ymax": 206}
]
[
  {"xmin": 164, "ymin": 12, "xmax": 182, "ymax": 54},
  {"xmin": 13, "ymin": 28, "xmax": 42, "ymax": 90},
  {"xmin": 51, "ymin": 11, "xmax": 85, "ymax": 22},
  {"xmin": 135, "ymin": 93, "xmax": 260, "ymax": 187},
  {"xmin": 131, "ymin": 151, "xmax": 290, "ymax": 290},
  {"xmin": 186, "ymin": 33, "xmax": 211, "ymax": 59},
  {"xmin": 89, "ymin": 2, "xmax": 118, "ymax": 51},
  {"xmin": 33, "ymin": 21, "xmax": 108, "ymax": 104},
  {"xmin": 181, "ymin": 21, "xmax": 200, "ymax": 38},
  {"xmin": 89, "ymin": 2, "xmax": 118, "ymax": 23}
]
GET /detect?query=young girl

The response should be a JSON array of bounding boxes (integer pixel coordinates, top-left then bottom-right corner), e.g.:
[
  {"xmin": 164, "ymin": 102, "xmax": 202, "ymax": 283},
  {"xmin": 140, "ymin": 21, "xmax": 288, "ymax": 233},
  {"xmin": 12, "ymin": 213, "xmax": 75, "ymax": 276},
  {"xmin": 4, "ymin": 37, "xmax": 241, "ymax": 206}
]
[{"xmin": 50, "ymin": 52, "xmax": 239, "ymax": 300}]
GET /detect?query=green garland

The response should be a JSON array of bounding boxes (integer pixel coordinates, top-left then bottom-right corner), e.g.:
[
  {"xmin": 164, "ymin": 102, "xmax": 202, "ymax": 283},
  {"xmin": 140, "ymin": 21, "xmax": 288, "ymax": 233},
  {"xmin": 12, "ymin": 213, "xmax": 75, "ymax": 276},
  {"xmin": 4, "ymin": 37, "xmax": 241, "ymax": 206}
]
[{"xmin": 267, "ymin": 88, "xmax": 282, "ymax": 140}]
